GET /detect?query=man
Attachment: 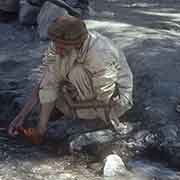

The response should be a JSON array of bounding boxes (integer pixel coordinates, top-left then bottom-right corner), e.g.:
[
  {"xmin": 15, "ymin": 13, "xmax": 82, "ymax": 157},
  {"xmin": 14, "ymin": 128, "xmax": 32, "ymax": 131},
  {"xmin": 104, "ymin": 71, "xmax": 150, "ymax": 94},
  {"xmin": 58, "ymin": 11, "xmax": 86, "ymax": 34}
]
[{"xmin": 8, "ymin": 16, "xmax": 133, "ymax": 144}]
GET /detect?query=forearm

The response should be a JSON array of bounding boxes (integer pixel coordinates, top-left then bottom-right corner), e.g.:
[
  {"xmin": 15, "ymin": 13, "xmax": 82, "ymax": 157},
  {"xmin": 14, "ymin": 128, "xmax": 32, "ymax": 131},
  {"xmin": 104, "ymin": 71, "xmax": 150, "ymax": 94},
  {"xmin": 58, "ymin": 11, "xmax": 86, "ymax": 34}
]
[
  {"xmin": 38, "ymin": 101, "xmax": 55, "ymax": 135},
  {"xmin": 19, "ymin": 97, "xmax": 38, "ymax": 117},
  {"xmin": 16, "ymin": 85, "xmax": 39, "ymax": 120},
  {"xmin": 40, "ymin": 102, "xmax": 55, "ymax": 120}
]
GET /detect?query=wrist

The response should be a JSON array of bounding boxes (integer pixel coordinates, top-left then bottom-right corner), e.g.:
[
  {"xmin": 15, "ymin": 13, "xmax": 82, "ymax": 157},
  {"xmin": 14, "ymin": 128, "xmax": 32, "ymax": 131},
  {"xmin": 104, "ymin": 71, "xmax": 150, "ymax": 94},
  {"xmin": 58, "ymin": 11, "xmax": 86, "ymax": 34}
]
[{"xmin": 16, "ymin": 113, "xmax": 25, "ymax": 121}]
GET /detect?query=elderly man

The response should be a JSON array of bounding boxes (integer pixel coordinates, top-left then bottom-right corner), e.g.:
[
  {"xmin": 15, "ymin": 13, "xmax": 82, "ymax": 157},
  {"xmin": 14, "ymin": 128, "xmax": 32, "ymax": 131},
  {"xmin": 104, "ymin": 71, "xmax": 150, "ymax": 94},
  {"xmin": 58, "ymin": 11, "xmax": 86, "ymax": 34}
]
[{"xmin": 8, "ymin": 16, "xmax": 133, "ymax": 144}]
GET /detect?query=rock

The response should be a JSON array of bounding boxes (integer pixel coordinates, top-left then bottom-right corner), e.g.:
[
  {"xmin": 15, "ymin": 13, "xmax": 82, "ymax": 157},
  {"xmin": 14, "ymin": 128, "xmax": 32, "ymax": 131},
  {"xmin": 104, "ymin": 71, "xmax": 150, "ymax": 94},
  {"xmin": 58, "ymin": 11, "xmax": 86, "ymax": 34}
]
[
  {"xmin": 63, "ymin": 0, "xmax": 79, "ymax": 7},
  {"xmin": 69, "ymin": 129, "xmax": 116, "ymax": 152},
  {"xmin": 128, "ymin": 159, "xmax": 180, "ymax": 180},
  {"xmin": 103, "ymin": 154, "xmax": 127, "ymax": 177},
  {"xmin": 77, "ymin": 0, "xmax": 89, "ymax": 6},
  {"xmin": 27, "ymin": 0, "xmax": 46, "ymax": 6},
  {"xmin": 74, "ymin": 0, "xmax": 90, "ymax": 18},
  {"xmin": 158, "ymin": 124, "xmax": 179, "ymax": 146},
  {"xmin": 0, "ymin": 10, "xmax": 17, "ymax": 23},
  {"xmin": 19, "ymin": 1, "xmax": 40, "ymax": 25},
  {"xmin": 58, "ymin": 173, "xmax": 77, "ymax": 180},
  {"xmin": 46, "ymin": 118, "xmax": 108, "ymax": 140},
  {"xmin": 0, "ymin": 0, "xmax": 19, "ymax": 12},
  {"xmin": 37, "ymin": 1, "xmax": 68, "ymax": 40}
]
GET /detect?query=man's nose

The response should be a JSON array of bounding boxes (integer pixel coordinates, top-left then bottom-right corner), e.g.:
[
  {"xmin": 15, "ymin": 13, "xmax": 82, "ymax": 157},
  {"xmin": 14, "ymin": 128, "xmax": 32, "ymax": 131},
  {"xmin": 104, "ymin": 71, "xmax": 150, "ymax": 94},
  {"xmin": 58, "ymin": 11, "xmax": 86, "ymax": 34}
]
[{"xmin": 56, "ymin": 46, "xmax": 65, "ymax": 56}]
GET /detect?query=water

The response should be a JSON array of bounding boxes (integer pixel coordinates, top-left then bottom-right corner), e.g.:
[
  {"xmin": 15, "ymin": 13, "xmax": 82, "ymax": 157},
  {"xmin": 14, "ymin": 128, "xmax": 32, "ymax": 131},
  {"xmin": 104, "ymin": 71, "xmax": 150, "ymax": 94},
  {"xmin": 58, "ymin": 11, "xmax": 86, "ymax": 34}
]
[
  {"xmin": 1, "ymin": 3, "xmax": 180, "ymax": 180},
  {"xmin": 0, "ymin": 132, "xmax": 102, "ymax": 180},
  {"xmin": 0, "ymin": 128, "xmax": 179, "ymax": 180}
]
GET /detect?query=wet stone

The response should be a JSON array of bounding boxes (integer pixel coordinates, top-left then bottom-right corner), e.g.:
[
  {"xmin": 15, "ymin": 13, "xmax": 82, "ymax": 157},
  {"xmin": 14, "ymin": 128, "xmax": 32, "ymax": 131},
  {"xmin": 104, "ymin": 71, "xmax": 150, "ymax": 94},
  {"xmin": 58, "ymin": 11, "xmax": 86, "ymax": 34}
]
[
  {"xmin": 69, "ymin": 129, "xmax": 116, "ymax": 152},
  {"xmin": 27, "ymin": 0, "xmax": 46, "ymax": 6},
  {"xmin": 19, "ymin": 1, "xmax": 40, "ymax": 25},
  {"xmin": 37, "ymin": 1, "xmax": 68, "ymax": 40},
  {"xmin": 158, "ymin": 124, "xmax": 179, "ymax": 146}
]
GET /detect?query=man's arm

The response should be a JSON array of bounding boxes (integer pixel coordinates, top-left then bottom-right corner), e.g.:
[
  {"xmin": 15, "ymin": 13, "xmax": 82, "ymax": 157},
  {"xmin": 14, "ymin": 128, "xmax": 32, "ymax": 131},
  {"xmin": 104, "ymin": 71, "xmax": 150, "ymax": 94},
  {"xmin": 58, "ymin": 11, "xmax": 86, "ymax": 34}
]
[
  {"xmin": 8, "ymin": 42, "xmax": 58, "ymax": 137},
  {"xmin": 36, "ymin": 42, "xmax": 60, "ymax": 135},
  {"xmin": 115, "ymin": 50, "xmax": 133, "ymax": 111},
  {"xmin": 8, "ymin": 84, "xmax": 40, "ymax": 136},
  {"xmin": 37, "ymin": 102, "xmax": 55, "ymax": 135}
]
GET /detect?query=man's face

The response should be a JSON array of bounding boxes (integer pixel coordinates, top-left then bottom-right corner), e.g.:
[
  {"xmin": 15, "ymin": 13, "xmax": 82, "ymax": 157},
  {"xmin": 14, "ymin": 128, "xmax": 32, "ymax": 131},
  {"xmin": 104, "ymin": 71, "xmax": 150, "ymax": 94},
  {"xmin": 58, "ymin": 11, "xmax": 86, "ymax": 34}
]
[
  {"xmin": 54, "ymin": 39, "xmax": 82, "ymax": 57},
  {"xmin": 55, "ymin": 42, "xmax": 73, "ymax": 56}
]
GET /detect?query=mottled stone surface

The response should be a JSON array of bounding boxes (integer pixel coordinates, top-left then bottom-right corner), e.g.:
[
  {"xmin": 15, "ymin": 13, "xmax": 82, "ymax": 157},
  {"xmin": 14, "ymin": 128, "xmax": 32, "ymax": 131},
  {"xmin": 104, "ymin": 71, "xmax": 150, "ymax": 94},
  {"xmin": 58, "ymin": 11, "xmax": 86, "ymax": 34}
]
[
  {"xmin": 19, "ymin": 1, "xmax": 40, "ymax": 25},
  {"xmin": 37, "ymin": 1, "xmax": 68, "ymax": 40}
]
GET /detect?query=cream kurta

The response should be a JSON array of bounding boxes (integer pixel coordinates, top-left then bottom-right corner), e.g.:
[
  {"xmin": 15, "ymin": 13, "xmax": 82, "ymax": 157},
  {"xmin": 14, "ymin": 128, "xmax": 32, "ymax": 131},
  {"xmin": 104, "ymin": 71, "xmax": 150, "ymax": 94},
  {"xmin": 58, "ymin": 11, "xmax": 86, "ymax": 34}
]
[{"xmin": 39, "ymin": 31, "xmax": 133, "ymax": 124}]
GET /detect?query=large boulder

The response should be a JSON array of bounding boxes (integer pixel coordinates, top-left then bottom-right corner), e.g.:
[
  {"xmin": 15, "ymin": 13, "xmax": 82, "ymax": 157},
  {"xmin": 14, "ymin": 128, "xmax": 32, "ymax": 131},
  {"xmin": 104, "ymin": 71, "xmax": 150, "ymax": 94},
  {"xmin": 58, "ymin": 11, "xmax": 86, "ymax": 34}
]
[
  {"xmin": 37, "ymin": 1, "xmax": 68, "ymax": 40},
  {"xmin": 0, "ymin": 0, "xmax": 19, "ymax": 12},
  {"xmin": 69, "ymin": 129, "xmax": 116, "ymax": 152},
  {"xmin": 19, "ymin": 1, "xmax": 40, "ymax": 25},
  {"xmin": 27, "ymin": 0, "xmax": 46, "ymax": 6}
]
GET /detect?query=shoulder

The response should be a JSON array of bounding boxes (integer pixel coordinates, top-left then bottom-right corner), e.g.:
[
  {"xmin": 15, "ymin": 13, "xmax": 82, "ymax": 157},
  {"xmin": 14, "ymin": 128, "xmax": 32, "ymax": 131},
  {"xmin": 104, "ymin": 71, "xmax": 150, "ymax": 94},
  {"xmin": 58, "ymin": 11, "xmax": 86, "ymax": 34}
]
[{"xmin": 88, "ymin": 31, "xmax": 122, "ymax": 62}]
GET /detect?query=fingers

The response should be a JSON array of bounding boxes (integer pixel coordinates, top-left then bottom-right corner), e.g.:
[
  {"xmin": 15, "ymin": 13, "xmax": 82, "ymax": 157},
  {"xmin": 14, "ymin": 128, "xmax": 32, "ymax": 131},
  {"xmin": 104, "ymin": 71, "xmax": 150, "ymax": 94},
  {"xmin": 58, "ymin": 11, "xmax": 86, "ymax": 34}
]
[
  {"xmin": 8, "ymin": 126, "xmax": 19, "ymax": 137},
  {"xmin": 17, "ymin": 128, "xmax": 44, "ymax": 145},
  {"xmin": 8, "ymin": 121, "xmax": 21, "ymax": 137}
]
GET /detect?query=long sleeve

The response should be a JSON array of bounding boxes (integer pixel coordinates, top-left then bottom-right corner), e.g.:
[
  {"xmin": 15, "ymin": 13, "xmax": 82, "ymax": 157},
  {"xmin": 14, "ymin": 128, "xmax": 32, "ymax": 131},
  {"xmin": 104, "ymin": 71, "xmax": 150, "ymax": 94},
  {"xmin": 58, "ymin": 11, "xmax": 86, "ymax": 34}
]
[
  {"xmin": 115, "ymin": 50, "xmax": 133, "ymax": 109},
  {"xmin": 39, "ymin": 43, "xmax": 60, "ymax": 104},
  {"xmin": 83, "ymin": 32, "xmax": 133, "ymax": 110}
]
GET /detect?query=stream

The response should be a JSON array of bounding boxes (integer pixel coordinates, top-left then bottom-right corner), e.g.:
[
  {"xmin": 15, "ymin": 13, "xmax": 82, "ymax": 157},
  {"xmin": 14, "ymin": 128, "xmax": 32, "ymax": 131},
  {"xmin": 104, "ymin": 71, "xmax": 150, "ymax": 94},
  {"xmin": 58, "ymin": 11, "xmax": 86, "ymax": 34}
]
[{"xmin": 1, "ymin": 1, "xmax": 180, "ymax": 179}]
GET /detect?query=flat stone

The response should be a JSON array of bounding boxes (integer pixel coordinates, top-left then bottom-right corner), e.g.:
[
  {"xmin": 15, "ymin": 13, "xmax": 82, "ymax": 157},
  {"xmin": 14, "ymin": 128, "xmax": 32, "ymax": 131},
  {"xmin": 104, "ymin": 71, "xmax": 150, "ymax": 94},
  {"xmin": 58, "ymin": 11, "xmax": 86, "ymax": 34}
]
[
  {"xmin": 37, "ymin": 1, "xmax": 68, "ymax": 40},
  {"xmin": 19, "ymin": 1, "xmax": 40, "ymax": 25}
]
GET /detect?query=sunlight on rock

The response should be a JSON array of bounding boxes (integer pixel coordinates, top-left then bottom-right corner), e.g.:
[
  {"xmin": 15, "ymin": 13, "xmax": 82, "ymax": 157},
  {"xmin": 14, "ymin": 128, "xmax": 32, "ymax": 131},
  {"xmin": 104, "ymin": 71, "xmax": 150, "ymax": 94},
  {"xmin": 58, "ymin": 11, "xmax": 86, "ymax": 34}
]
[
  {"xmin": 86, "ymin": 20, "xmax": 130, "ymax": 30},
  {"xmin": 86, "ymin": 19, "xmax": 180, "ymax": 50},
  {"xmin": 136, "ymin": 10, "xmax": 180, "ymax": 21},
  {"xmin": 86, "ymin": 20, "xmax": 168, "ymax": 49}
]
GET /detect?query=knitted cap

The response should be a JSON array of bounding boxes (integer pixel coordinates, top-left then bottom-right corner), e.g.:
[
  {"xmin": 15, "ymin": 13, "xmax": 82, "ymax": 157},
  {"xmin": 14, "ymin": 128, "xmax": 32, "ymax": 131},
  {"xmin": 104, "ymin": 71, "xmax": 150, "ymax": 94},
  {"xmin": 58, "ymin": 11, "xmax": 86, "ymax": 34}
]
[{"xmin": 48, "ymin": 16, "xmax": 88, "ymax": 46}]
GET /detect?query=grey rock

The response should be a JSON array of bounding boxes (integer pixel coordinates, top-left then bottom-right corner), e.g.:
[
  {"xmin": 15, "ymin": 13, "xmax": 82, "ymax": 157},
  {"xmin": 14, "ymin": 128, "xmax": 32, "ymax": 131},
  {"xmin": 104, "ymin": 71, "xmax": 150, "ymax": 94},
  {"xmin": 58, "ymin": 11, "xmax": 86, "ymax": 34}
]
[
  {"xmin": 37, "ymin": 1, "xmax": 68, "ymax": 40},
  {"xmin": 0, "ymin": 0, "xmax": 19, "ymax": 12},
  {"xmin": 129, "ymin": 160, "xmax": 180, "ymax": 180},
  {"xmin": 47, "ymin": 117, "xmax": 106, "ymax": 133},
  {"xmin": 27, "ymin": 0, "xmax": 46, "ymax": 6},
  {"xmin": 64, "ymin": 0, "xmax": 78, "ymax": 7},
  {"xmin": 158, "ymin": 124, "xmax": 179, "ymax": 146},
  {"xmin": 69, "ymin": 129, "xmax": 116, "ymax": 152},
  {"xmin": 19, "ymin": 1, "xmax": 40, "ymax": 25}
]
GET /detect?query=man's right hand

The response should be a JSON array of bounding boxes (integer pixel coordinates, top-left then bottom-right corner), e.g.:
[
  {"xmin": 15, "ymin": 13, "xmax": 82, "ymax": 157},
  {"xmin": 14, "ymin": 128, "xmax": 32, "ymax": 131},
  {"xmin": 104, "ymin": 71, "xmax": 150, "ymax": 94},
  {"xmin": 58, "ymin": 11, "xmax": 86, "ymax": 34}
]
[
  {"xmin": 8, "ymin": 84, "xmax": 40, "ymax": 137},
  {"xmin": 8, "ymin": 114, "xmax": 24, "ymax": 137}
]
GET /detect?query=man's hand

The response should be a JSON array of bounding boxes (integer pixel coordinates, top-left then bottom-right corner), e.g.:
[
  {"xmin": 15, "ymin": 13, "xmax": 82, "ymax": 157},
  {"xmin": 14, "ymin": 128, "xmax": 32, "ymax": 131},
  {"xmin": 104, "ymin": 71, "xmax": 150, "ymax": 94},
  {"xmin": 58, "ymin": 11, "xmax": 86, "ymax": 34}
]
[
  {"xmin": 18, "ymin": 127, "xmax": 43, "ymax": 145},
  {"xmin": 8, "ymin": 84, "xmax": 40, "ymax": 137},
  {"xmin": 8, "ymin": 114, "xmax": 25, "ymax": 137}
]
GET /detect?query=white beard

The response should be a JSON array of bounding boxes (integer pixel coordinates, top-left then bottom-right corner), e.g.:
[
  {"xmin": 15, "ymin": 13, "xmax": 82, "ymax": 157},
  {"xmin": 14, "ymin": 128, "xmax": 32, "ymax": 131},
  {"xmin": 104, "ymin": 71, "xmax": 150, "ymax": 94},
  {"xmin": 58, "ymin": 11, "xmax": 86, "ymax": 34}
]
[{"xmin": 57, "ymin": 48, "xmax": 78, "ymax": 80}]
